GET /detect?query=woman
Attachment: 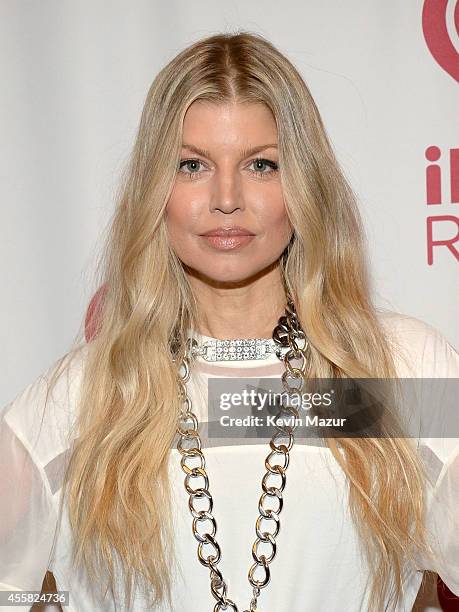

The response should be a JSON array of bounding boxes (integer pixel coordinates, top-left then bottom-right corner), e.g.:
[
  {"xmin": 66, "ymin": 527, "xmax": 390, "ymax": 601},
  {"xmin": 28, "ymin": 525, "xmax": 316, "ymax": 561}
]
[{"xmin": 1, "ymin": 31, "xmax": 458, "ymax": 612}]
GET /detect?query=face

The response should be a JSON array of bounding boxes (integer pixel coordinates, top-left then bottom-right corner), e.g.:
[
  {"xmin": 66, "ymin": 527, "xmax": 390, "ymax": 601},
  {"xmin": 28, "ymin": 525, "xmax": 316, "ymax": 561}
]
[{"xmin": 165, "ymin": 100, "xmax": 293, "ymax": 286}]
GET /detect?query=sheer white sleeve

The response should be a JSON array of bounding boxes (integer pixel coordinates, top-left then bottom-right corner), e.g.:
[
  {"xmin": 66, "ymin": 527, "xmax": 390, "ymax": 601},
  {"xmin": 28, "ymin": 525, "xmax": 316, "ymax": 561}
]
[
  {"xmin": 0, "ymin": 346, "xmax": 85, "ymax": 610},
  {"xmin": 424, "ymin": 444, "xmax": 459, "ymax": 596},
  {"xmin": 402, "ymin": 320, "xmax": 459, "ymax": 596},
  {"xmin": 0, "ymin": 410, "xmax": 58, "ymax": 596}
]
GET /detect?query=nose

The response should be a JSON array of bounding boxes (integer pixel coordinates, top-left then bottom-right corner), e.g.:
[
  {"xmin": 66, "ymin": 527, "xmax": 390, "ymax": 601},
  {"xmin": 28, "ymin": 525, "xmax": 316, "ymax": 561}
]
[{"xmin": 209, "ymin": 165, "xmax": 244, "ymax": 214}]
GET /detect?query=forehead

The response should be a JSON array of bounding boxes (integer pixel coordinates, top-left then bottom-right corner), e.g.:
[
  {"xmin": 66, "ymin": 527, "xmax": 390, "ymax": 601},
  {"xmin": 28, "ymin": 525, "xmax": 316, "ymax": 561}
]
[{"xmin": 181, "ymin": 100, "xmax": 278, "ymax": 145}]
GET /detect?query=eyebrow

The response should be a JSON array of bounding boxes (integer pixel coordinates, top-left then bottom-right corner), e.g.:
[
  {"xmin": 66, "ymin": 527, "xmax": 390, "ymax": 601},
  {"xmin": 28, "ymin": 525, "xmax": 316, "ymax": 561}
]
[{"xmin": 181, "ymin": 143, "xmax": 278, "ymax": 159}]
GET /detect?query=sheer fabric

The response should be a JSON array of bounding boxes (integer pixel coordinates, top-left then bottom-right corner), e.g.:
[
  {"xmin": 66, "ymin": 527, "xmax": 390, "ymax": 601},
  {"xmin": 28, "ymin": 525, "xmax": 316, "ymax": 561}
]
[{"xmin": 0, "ymin": 312, "xmax": 458, "ymax": 611}]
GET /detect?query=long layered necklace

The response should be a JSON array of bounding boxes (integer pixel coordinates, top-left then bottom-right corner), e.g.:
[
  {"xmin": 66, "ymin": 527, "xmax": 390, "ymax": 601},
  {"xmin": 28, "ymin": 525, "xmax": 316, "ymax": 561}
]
[{"xmin": 174, "ymin": 298, "xmax": 309, "ymax": 612}]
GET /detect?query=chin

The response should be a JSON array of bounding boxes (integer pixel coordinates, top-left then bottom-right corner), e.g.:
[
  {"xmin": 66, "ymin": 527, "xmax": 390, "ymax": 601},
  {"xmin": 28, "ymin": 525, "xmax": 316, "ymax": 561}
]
[{"xmin": 187, "ymin": 264, "xmax": 263, "ymax": 286}]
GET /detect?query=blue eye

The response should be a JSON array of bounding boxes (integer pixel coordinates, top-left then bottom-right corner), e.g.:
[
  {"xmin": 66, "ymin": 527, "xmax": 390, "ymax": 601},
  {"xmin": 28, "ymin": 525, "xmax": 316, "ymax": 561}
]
[
  {"xmin": 250, "ymin": 158, "xmax": 279, "ymax": 177},
  {"xmin": 179, "ymin": 159, "xmax": 205, "ymax": 176},
  {"xmin": 177, "ymin": 157, "xmax": 279, "ymax": 179}
]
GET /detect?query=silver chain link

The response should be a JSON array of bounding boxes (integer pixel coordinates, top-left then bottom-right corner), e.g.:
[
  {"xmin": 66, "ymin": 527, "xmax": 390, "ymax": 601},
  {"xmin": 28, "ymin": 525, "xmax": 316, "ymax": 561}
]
[{"xmin": 175, "ymin": 298, "xmax": 309, "ymax": 612}]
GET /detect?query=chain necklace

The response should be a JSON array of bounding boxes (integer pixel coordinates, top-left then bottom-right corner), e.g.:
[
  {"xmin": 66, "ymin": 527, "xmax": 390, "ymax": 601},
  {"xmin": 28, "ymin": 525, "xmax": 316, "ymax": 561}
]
[{"xmin": 174, "ymin": 297, "xmax": 310, "ymax": 612}]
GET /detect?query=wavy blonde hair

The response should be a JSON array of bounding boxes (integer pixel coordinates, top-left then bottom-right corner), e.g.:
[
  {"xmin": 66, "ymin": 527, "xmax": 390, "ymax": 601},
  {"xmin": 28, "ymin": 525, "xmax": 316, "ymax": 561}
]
[{"xmin": 46, "ymin": 31, "xmax": 437, "ymax": 611}]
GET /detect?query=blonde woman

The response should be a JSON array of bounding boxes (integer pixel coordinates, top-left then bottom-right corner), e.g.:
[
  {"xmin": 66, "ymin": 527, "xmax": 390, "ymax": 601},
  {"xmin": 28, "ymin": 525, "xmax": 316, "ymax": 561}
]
[{"xmin": 1, "ymin": 31, "xmax": 458, "ymax": 612}]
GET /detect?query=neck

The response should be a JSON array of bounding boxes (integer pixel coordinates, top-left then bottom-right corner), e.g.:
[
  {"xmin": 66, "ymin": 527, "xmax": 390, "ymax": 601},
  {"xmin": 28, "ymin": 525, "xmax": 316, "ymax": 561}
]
[{"xmin": 187, "ymin": 263, "xmax": 288, "ymax": 340}]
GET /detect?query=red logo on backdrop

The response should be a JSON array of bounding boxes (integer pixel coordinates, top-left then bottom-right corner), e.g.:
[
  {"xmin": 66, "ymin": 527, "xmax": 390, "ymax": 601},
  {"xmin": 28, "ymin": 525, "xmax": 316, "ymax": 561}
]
[
  {"xmin": 422, "ymin": 1, "xmax": 459, "ymax": 265},
  {"xmin": 425, "ymin": 146, "xmax": 459, "ymax": 265},
  {"xmin": 423, "ymin": 16, "xmax": 459, "ymax": 612},
  {"xmin": 422, "ymin": 0, "xmax": 459, "ymax": 82},
  {"xmin": 85, "ymin": 284, "xmax": 106, "ymax": 341}
]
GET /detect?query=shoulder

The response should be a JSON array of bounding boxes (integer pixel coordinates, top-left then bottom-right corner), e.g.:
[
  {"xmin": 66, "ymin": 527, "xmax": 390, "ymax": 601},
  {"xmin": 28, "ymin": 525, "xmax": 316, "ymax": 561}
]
[
  {"xmin": 1, "ymin": 343, "xmax": 89, "ymax": 467},
  {"xmin": 375, "ymin": 309, "xmax": 459, "ymax": 378},
  {"xmin": 376, "ymin": 310, "xmax": 459, "ymax": 464}
]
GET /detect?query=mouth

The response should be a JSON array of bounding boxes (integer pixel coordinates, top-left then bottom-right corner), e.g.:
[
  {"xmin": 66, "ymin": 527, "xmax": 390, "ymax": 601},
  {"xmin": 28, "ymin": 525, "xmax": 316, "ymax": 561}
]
[
  {"xmin": 199, "ymin": 234, "xmax": 256, "ymax": 250},
  {"xmin": 200, "ymin": 227, "xmax": 255, "ymax": 237}
]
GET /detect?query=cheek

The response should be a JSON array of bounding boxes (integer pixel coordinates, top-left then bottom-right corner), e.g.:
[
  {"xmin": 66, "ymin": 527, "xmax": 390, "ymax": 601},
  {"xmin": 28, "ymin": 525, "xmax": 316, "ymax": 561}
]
[
  {"xmin": 255, "ymin": 192, "xmax": 292, "ymax": 240},
  {"xmin": 164, "ymin": 187, "xmax": 205, "ymax": 264},
  {"xmin": 165, "ymin": 187, "xmax": 200, "ymax": 234}
]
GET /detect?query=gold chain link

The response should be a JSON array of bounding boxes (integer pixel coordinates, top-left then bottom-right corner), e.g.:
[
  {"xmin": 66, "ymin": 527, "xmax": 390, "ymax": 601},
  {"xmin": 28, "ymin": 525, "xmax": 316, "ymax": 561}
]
[{"xmin": 175, "ymin": 298, "xmax": 309, "ymax": 612}]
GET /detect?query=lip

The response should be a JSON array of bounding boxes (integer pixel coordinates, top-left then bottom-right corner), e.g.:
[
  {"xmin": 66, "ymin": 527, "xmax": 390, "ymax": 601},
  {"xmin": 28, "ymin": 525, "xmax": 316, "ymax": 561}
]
[
  {"xmin": 200, "ymin": 234, "xmax": 255, "ymax": 250},
  {"xmin": 200, "ymin": 226, "xmax": 255, "ymax": 237}
]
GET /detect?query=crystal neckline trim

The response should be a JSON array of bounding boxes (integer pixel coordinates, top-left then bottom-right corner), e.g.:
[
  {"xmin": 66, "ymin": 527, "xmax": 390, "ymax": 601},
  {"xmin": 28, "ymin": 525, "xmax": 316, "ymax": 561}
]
[{"xmin": 187, "ymin": 334, "xmax": 284, "ymax": 362}]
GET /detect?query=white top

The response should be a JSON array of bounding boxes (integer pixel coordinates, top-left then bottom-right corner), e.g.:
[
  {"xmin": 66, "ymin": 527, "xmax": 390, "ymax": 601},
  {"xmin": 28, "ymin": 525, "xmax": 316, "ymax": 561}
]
[{"xmin": 1, "ymin": 310, "xmax": 458, "ymax": 611}]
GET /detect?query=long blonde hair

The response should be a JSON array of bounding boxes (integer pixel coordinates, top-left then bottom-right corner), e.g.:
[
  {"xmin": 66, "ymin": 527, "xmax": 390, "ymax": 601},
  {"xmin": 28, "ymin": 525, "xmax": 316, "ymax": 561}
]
[{"xmin": 46, "ymin": 31, "xmax": 436, "ymax": 611}]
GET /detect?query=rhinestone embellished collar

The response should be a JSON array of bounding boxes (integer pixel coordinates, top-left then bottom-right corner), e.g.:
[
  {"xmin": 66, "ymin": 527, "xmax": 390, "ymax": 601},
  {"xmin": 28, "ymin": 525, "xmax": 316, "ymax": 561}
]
[{"xmin": 188, "ymin": 335, "xmax": 285, "ymax": 362}]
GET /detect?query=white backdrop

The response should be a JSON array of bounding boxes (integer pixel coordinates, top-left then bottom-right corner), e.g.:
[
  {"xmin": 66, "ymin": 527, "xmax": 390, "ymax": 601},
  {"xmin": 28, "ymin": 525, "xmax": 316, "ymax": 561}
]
[{"xmin": 1, "ymin": 0, "xmax": 458, "ymax": 407}]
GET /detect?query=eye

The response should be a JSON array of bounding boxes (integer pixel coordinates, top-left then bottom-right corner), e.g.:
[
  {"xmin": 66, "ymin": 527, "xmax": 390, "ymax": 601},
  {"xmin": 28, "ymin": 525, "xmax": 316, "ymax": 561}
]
[
  {"xmin": 178, "ymin": 158, "xmax": 206, "ymax": 178},
  {"xmin": 249, "ymin": 158, "xmax": 279, "ymax": 178}
]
